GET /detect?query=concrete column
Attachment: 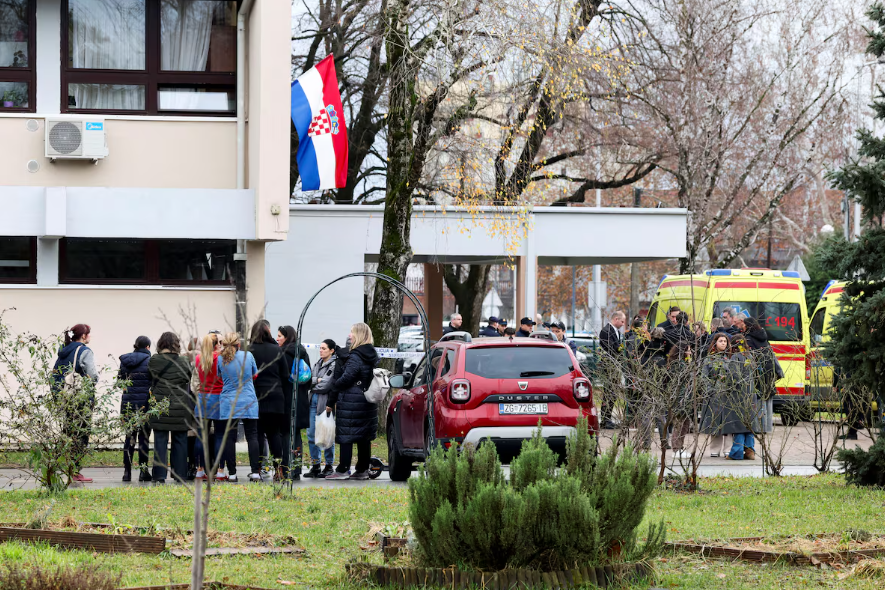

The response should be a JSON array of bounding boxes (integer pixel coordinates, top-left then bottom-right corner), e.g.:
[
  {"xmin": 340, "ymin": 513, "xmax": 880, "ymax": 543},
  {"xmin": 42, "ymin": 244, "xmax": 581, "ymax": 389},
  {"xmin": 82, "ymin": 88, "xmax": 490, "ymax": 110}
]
[
  {"xmin": 524, "ymin": 231, "xmax": 538, "ymax": 320},
  {"xmin": 424, "ymin": 263, "xmax": 444, "ymax": 341},
  {"xmin": 244, "ymin": 240, "xmax": 267, "ymax": 327},
  {"xmin": 36, "ymin": 238, "xmax": 59, "ymax": 286}
]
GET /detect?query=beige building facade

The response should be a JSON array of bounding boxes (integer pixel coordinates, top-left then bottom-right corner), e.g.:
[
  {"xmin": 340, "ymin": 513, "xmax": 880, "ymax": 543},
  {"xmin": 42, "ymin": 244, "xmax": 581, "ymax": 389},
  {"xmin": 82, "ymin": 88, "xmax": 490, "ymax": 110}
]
[{"xmin": 0, "ymin": 0, "xmax": 290, "ymax": 367}]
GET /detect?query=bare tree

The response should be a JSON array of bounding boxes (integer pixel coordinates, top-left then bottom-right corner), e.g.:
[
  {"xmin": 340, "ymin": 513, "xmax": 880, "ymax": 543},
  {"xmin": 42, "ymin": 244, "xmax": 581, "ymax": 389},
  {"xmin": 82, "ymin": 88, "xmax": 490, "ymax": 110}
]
[{"xmin": 618, "ymin": 0, "xmax": 860, "ymax": 273}]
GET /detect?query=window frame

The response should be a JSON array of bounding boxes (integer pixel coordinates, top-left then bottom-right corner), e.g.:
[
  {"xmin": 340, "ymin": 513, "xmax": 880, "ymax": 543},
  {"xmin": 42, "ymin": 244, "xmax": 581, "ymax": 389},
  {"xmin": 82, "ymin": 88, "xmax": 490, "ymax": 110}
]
[
  {"xmin": 59, "ymin": 237, "xmax": 235, "ymax": 286},
  {"xmin": 0, "ymin": 0, "xmax": 37, "ymax": 113},
  {"xmin": 60, "ymin": 0, "xmax": 238, "ymax": 116},
  {"xmin": 0, "ymin": 236, "xmax": 37, "ymax": 284}
]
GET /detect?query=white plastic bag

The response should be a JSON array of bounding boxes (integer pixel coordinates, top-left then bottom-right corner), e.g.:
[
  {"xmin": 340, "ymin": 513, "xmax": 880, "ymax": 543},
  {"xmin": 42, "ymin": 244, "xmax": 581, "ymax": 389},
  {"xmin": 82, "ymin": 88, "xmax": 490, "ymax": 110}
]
[{"xmin": 315, "ymin": 410, "xmax": 336, "ymax": 450}]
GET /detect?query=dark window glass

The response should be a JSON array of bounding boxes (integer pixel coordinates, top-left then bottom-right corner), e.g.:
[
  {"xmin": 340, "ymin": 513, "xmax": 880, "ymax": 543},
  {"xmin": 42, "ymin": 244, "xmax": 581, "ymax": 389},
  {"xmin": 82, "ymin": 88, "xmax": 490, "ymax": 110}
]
[
  {"xmin": 465, "ymin": 346, "xmax": 574, "ymax": 379},
  {"xmin": 809, "ymin": 308, "xmax": 826, "ymax": 344},
  {"xmin": 158, "ymin": 239, "xmax": 232, "ymax": 282},
  {"xmin": 0, "ymin": 237, "xmax": 35, "ymax": 282},
  {"xmin": 0, "ymin": 0, "xmax": 34, "ymax": 112},
  {"xmin": 712, "ymin": 301, "xmax": 803, "ymax": 342},
  {"xmin": 64, "ymin": 238, "xmax": 146, "ymax": 281},
  {"xmin": 62, "ymin": 0, "xmax": 237, "ymax": 115}
]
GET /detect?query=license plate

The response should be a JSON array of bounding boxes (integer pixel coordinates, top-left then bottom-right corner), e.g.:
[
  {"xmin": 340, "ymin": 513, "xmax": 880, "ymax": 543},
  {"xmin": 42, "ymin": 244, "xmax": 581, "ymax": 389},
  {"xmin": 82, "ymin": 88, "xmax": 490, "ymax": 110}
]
[{"xmin": 499, "ymin": 403, "xmax": 548, "ymax": 415}]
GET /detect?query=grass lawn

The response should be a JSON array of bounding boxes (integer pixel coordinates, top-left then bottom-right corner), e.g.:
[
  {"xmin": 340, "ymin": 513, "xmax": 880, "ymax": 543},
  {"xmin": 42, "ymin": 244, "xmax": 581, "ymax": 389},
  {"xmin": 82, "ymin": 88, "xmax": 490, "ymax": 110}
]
[{"xmin": 0, "ymin": 474, "xmax": 882, "ymax": 588}]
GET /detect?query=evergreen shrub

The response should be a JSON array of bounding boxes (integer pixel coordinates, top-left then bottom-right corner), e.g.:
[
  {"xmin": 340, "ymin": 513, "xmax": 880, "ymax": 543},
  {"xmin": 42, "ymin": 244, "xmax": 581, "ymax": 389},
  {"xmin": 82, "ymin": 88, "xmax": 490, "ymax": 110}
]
[
  {"xmin": 408, "ymin": 419, "xmax": 665, "ymax": 571},
  {"xmin": 838, "ymin": 436, "xmax": 885, "ymax": 487}
]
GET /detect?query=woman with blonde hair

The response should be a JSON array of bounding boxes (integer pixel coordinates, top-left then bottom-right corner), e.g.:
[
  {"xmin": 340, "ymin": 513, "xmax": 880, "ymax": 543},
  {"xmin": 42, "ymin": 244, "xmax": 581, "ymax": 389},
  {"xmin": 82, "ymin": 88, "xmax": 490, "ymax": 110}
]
[
  {"xmin": 216, "ymin": 332, "xmax": 262, "ymax": 482},
  {"xmin": 193, "ymin": 331, "xmax": 223, "ymax": 480},
  {"xmin": 325, "ymin": 323, "xmax": 379, "ymax": 480}
]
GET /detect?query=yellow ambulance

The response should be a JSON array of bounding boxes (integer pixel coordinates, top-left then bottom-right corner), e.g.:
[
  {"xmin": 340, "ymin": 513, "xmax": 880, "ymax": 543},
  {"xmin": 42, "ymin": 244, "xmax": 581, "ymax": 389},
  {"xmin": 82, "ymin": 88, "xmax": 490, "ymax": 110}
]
[
  {"xmin": 807, "ymin": 280, "xmax": 846, "ymax": 398},
  {"xmin": 648, "ymin": 269, "xmax": 810, "ymax": 424}
]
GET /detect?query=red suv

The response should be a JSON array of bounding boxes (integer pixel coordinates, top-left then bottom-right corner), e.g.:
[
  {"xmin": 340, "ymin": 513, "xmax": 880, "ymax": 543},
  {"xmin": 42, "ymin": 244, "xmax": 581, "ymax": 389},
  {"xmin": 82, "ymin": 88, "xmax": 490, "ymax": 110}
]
[{"xmin": 386, "ymin": 331, "xmax": 597, "ymax": 481}]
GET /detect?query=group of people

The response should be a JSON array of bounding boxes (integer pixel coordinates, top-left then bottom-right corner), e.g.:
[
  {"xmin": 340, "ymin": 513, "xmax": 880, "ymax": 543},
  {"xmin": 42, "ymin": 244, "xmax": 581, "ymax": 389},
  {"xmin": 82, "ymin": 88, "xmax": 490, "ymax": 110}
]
[
  {"xmin": 597, "ymin": 306, "xmax": 782, "ymax": 461},
  {"xmin": 446, "ymin": 314, "xmax": 579, "ymax": 354},
  {"xmin": 51, "ymin": 320, "xmax": 383, "ymax": 484}
]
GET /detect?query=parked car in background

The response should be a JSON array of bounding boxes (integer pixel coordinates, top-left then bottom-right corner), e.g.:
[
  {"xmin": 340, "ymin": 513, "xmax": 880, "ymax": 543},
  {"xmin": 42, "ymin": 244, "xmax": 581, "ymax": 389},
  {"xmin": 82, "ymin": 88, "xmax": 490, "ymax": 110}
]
[{"xmin": 386, "ymin": 331, "xmax": 598, "ymax": 481}]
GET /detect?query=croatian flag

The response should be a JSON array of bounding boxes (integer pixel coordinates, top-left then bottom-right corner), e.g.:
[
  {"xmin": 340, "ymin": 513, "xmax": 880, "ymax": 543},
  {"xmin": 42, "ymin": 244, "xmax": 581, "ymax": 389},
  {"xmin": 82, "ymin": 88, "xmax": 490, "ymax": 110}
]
[{"xmin": 291, "ymin": 55, "xmax": 348, "ymax": 191}]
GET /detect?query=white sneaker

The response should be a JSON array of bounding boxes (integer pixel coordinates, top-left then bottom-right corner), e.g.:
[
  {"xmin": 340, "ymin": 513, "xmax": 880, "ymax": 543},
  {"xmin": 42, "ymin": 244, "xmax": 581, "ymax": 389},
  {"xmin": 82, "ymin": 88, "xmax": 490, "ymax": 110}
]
[
  {"xmin": 249, "ymin": 472, "xmax": 262, "ymax": 483},
  {"xmin": 214, "ymin": 468, "xmax": 228, "ymax": 481},
  {"xmin": 227, "ymin": 474, "xmax": 238, "ymax": 483},
  {"xmin": 195, "ymin": 469, "xmax": 207, "ymax": 480}
]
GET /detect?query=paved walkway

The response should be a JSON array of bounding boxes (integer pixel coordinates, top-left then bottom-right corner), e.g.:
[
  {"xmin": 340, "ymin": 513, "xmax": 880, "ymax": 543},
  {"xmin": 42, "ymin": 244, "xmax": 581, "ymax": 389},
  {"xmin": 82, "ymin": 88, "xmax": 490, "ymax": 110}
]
[{"xmin": 0, "ymin": 422, "xmax": 874, "ymax": 491}]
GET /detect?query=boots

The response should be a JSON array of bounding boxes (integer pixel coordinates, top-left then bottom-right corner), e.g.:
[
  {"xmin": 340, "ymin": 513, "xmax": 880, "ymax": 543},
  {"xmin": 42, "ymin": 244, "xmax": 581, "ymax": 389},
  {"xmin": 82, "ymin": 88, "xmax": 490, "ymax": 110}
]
[
  {"xmin": 303, "ymin": 465, "xmax": 322, "ymax": 479},
  {"xmin": 743, "ymin": 447, "xmax": 756, "ymax": 460},
  {"xmin": 138, "ymin": 466, "xmax": 152, "ymax": 482}
]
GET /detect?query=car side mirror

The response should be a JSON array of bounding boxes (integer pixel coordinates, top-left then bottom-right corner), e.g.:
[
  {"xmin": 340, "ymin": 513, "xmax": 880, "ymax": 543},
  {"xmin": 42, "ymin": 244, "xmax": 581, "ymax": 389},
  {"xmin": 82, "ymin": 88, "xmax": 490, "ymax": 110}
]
[
  {"xmin": 390, "ymin": 374, "xmax": 409, "ymax": 388},
  {"xmin": 814, "ymin": 334, "xmax": 823, "ymax": 345}
]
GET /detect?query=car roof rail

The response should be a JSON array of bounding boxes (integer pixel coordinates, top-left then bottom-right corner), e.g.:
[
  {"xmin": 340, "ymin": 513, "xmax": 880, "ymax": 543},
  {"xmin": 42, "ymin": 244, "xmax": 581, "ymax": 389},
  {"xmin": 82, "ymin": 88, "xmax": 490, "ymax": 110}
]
[
  {"xmin": 528, "ymin": 330, "xmax": 557, "ymax": 342},
  {"xmin": 439, "ymin": 331, "xmax": 472, "ymax": 343}
]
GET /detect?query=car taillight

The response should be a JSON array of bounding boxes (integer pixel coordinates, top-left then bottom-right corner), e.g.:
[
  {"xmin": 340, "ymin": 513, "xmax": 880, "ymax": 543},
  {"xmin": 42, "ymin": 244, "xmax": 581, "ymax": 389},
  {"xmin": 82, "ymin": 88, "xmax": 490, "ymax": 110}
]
[
  {"xmin": 573, "ymin": 378, "xmax": 591, "ymax": 402},
  {"xmin": 451, "ymin": 379, "xmax": 471, "ymax": 403}
]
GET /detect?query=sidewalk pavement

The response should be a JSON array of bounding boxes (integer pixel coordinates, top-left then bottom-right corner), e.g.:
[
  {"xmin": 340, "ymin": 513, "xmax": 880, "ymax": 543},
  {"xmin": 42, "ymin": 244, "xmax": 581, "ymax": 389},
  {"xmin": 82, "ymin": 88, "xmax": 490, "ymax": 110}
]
[{"xmin": 0, "ymin": 422, "xmax": 873, "ymax": 491}]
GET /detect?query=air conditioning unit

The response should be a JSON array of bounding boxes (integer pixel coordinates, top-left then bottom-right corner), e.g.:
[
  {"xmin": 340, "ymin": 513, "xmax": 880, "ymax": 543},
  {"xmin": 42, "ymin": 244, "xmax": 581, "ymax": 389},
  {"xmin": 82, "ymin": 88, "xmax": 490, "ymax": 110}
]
[{"xmin": 45, "ymin": 118, "xmax": 109, "ymax": 162}]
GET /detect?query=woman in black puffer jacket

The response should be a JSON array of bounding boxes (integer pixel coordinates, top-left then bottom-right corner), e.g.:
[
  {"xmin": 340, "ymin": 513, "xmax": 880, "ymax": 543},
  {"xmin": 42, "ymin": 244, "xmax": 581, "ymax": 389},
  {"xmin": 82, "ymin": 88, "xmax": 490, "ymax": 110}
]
[
  {"xmin": 118, "ymin": 336, "xmax": 152, "ymax": 482},
  {"xmin": 325, "ymin": 323, "xmax": 379, "ymax": 480}
]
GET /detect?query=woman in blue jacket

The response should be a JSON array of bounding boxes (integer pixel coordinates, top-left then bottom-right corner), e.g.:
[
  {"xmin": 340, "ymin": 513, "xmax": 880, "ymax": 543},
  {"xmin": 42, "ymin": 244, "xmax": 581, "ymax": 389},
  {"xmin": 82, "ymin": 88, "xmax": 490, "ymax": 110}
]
[
  {"xmin": 118, "ymin": 335, "xmax": 152, "ymax": 482},
  {"xmin": 217, "ymin": 332, "xmax": 261, "ymax": 482}
]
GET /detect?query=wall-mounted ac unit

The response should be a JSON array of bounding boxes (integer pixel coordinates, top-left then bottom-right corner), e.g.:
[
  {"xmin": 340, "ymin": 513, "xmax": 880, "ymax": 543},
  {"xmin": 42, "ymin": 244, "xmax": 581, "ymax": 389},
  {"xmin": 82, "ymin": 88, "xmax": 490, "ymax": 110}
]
[{"xmin": 45, "ymin": 118, "xmax": 109, "ymax": 162}]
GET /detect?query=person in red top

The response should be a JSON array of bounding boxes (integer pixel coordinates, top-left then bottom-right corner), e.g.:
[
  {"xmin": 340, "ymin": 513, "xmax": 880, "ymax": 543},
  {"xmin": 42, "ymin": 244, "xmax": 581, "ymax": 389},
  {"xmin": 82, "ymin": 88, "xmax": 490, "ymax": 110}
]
[{"xmin": 194, "ymin": 331, "xmax": 224, "ymax": 480}]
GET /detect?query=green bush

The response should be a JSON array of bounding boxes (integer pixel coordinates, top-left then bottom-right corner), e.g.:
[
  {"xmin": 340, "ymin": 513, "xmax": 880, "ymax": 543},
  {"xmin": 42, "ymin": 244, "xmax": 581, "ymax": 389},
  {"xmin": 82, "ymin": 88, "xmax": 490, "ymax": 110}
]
[
  {"xmin": 408, "ymin": 419, "xmax": 664, "ymax": 571},
  {"xmin": 837, "ymin": 436, "xmax": 885, "ymax": 487}
]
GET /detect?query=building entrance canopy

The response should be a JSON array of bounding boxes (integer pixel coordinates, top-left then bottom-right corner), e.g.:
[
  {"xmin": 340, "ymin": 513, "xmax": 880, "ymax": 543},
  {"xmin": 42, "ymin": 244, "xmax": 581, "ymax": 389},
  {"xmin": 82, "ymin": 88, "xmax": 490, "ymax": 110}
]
[{"xmin": 265, "ymin": 205, "xmax": 687, "ymax": 346}]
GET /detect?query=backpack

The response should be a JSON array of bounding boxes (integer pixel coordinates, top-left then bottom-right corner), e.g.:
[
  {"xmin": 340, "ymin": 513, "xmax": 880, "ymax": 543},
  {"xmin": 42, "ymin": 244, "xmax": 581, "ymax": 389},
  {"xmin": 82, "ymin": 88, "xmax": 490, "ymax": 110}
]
[{"xmin": 363, "ymin": 368, "xmax": 391, "ymax": 404}]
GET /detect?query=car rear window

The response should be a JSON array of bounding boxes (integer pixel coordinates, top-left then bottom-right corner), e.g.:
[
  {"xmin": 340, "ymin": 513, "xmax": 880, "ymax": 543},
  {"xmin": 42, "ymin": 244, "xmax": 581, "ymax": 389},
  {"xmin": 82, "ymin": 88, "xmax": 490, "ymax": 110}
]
[
  {"xmin": 713, "ymin": 301, "xmax": 803, "ymax": 341},
  {"xmin": 465, "ymin": 346, "xmax": 574, "ymax": 379}
]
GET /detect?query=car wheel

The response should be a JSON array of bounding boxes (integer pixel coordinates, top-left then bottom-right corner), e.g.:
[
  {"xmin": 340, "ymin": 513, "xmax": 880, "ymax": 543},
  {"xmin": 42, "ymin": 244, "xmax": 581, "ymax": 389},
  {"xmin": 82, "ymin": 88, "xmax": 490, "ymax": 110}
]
[{"xmin": 387, "ymin": 426, "xmax": 412, "ymax": 482}]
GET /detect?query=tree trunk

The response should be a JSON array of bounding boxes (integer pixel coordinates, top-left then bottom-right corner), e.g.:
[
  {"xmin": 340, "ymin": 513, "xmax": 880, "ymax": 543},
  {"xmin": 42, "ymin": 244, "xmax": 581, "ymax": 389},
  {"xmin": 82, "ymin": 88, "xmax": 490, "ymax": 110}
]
[
  {"xmin": 368, "ymin": 0, "xmax": 414, "ymax": 351},
  {"xmin": 443, "ymin": 264, "xmax": 492, "ymax": 336}
]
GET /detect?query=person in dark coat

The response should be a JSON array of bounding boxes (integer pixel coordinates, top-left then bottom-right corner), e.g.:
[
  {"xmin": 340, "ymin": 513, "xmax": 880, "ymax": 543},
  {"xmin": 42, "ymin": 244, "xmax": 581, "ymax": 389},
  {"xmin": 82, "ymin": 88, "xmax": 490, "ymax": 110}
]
[
  {"xmin": 664, "ymin": 311, "xmax": 694, "ymax": 352},
  {"xmin": 277, "ymin": 325, "xmax": 311, "ymax": 478},
  {"xmin": 52, "ymin": 323, "xmax": 99, "ymax": 483},
  {"xmin": 118, "ymin": 336, "xmax": 152, "ymax": 482},
  {"xmin": 442, "ymin": 314, "xmax": 463, "ymax": 335},
  {"xmin": 658, "ymin": 306, "xmax": 681, "ymax": 328},
  {"xmin": 148, "ymin": 332, "xmax": 194, "ymax": 484},
  {"xmin": 720, "ymin": 307, "xmax": 741, "ymax": 335},
  {"xmin": 599, "ymin": 311, "xmax": 626, "ymax": 429},
  {"xmin": 515, "ymin": 317, "xmax": 535, "ymax": 338},
  {"xmin": 325, "ymin": 323, "xmax": 379, "ymax": 480},
  {"xmin": 600, "ymin": 311, "xmax": 625, "ymax": 356},
  {"xmin": 479, "ymin": 317, "xmax": 500, "ymax": 337},
  {"xmin": 249, "ymin": 321, "xmax": 291, "ymax": 481},
  {"xmin": 744, "ymin": 317, "xmax": 777, "ymax": 433}
]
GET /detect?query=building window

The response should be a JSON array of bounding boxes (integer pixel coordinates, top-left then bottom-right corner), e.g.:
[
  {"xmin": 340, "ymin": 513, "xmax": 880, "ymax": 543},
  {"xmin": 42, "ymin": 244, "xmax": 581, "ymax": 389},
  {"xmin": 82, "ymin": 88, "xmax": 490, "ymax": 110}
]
[
  {"xmin": 0, "ymin": 0, "xmax": 35, "ymax": 112},
  {"xmin": 0, "ymin": 237, "xmax": 37, "ymax": 283},
  {"xmin": 60, "ymin": 238, "xmax": 234, "ymax": 285},
  {"xmin": 61, "ymin": 0, "xmax": 237, "ymax": 115}
]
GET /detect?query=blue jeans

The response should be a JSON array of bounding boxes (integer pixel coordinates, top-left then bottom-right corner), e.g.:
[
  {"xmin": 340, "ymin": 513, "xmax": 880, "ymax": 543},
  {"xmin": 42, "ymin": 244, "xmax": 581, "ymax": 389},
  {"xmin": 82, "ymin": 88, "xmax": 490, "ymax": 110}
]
[
  {"xmin": 308, "ymin": 393, "xmax": 334, "ymax": 466},
  {"xmin": 728, "ymin": 432, "xmax": 755, "ymax": 460}
]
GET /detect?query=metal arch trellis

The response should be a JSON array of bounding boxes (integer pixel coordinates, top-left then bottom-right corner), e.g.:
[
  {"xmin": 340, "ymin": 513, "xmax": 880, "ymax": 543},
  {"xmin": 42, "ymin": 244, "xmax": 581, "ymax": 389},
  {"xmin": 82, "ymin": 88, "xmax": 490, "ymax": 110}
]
[{"xmin": 284, "ymin": 271, "xmax": 434, "ymax": 486}]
